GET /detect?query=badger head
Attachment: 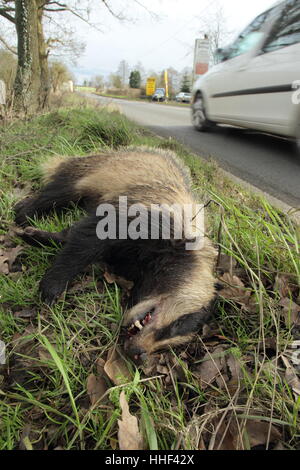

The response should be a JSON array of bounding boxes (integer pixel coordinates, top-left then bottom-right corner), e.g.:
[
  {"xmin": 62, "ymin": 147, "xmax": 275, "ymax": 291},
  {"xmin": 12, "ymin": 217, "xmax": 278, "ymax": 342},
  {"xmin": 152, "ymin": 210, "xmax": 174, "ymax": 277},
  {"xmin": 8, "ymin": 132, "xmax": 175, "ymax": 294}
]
[{"xmin": 122, "ymin": 238, "xmax": 217, "ymax": 361}]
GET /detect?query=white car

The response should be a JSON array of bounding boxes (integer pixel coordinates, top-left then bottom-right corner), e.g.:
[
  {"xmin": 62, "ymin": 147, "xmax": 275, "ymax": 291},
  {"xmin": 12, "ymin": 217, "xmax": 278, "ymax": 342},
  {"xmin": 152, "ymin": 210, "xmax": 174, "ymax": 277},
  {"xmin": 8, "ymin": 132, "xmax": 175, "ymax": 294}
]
[
  {"xmin": 192, "ymin": 0, "xmax": 300, "ymax": 151},
  {"xmin": 176, "ymin": 92, "xmax": 192, "ymax": 103}
]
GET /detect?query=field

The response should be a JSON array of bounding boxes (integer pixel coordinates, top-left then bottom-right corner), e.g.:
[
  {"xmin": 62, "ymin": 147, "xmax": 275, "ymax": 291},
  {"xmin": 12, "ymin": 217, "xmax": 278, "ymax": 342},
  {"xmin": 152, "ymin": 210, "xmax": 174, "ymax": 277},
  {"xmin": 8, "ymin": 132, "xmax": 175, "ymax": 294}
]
[{"xmin": 0, "ymin": 94, "xmax": 299, "ymax": 450}]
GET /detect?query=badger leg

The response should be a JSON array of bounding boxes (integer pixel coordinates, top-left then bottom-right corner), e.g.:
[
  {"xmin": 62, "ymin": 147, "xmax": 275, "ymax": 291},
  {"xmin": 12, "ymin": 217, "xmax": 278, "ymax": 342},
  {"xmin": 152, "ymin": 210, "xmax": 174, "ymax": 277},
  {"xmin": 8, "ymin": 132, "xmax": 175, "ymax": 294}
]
[
  {"xmin": 14, "ymin": 179, "xmax": 81, "ymax": 227},
  {"xmin": 39, "ymin": 215, "xmax": 103, "ymax": 304},
  {"xmin": 19, "ymin": 226, "xmax": 70, "ymax": 247}
]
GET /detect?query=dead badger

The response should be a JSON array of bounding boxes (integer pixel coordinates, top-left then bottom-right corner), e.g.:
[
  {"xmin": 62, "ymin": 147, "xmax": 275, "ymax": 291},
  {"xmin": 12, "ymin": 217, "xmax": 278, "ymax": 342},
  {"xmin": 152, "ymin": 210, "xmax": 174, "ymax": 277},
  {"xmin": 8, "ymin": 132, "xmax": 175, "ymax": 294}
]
[{"xmin": 15, "ymin": 147, "xmax": 217, "ymax": 361}]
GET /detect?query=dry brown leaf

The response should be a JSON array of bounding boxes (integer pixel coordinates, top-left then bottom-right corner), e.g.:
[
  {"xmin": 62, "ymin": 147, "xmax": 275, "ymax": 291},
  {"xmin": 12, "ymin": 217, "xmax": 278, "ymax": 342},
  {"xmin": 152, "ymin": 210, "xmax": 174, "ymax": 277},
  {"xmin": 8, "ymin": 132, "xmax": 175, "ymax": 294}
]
[
  {"xmin": 0, "ymin": 245, "xmax": 23, "ymax": 274},
  {"xmin": 104, "ymin": 347, "xmax": 132, "ymax": 385},
  {"xmin": 103, "ymin": 271, "xmax": 134, "ymax": 293},
  {"xmin": 14, "ymin": 308, "xmax": 37, "ymax": 319},
  {"xmin": 0, "ymin": 252, "xmax": 9, "ymax": 274},
  {"xmin": 118, "ymin": 391, "xmax": 143, "ymax": 450},
  {"xmin": 226, "ymin": 353, "xmax": 242, "ymax": 381},
  {"xmin": 217, "ymin": 253, "xmax": 237, "ymax": 274},
  {"xmin": 237, "ymin": 420, "xmax": 281, "ymax": 449},
  {"xmin": 281, "ymin": 356, "xmax": 300, "ymax": 399},
  {"xmin": 198, "ymin": 436, "xmax": 206, "ymax": 450},
  {"xmin": 6, "ymin": 245, "xmax": 23, "ymax": 270},
  {"xmin": 279, "ymin": 297, "xmax": 300, "ymax": 326},
  {"xmin": 87, "ymin": 373, "xmax": 108, "ymax": 406},
  {"xmin": 219, "ymin": 273, "xmax": 252, "ymax": 307},
  {"xmin": 213, "ymin": 418, "xmax": 281, "ymax": 450},
  {"xmin": 194, "ymin": 346, "xmax": 226, "ymax": 389},
  {"xmin": 274, "ymin": 273, "xmax": 299, "ymax": 299}
]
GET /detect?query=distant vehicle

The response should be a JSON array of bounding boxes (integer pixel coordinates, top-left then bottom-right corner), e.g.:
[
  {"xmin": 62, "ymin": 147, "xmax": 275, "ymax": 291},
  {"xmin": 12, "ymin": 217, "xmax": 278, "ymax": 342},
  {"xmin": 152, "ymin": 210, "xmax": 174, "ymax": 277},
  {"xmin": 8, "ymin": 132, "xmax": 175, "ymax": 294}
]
[
  {"xmin": 176, "ymin": 92, "xmax": 192, "ymax": 103},
  {"xmin": 152, "ymin": 88, "xmax": 166, "ymax": 102},
  {"xmin": 191, "ymin": 0, "xmax": 300, "ymax": 152}
]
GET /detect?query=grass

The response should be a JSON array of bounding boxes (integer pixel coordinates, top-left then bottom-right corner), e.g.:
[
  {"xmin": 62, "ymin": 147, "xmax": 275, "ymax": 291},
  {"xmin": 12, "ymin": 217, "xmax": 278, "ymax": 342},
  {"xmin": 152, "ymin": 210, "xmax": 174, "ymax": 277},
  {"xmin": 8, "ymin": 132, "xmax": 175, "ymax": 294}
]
[{"xmin": 0, "ymin": 93, "xmax": 299, "ymax": 450}]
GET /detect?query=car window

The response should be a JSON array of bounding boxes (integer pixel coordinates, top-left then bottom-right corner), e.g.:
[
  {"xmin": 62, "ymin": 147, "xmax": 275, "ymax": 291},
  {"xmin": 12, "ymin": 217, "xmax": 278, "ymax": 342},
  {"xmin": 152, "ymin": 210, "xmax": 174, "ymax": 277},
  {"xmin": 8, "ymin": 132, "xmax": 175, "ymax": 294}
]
[
  {"xmin": 262, "ymin": 0, "xmax": 300, "ymax": 53},
  {"xmin": 226, "ymin": 7, "xmax": 277, "ymax": 59}
]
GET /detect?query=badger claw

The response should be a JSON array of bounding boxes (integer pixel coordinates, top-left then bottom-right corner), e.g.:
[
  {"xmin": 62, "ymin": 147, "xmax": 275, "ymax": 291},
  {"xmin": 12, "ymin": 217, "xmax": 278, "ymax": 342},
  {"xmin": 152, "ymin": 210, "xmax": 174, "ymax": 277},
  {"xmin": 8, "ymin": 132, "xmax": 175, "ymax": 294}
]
[{"xmin": 39, "ymin": 278, "xmax": 66, "ymax": 305}]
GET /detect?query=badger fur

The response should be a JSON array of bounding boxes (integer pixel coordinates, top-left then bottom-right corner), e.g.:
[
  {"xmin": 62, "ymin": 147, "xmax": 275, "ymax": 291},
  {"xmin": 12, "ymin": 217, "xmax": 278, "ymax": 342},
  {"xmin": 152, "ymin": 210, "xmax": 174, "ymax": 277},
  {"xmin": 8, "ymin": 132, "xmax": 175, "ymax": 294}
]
[{"xmin": 14, "ymin": 147, "xmax": 217, "ymax": 360}]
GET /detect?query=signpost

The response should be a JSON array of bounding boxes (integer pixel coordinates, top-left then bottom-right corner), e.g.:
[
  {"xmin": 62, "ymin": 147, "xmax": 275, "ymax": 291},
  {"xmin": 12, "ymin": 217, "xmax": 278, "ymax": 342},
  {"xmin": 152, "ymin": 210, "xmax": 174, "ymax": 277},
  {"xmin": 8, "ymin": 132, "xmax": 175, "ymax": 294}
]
[
  {"xmin": 193, "ymin": 37, "xmax": 210, "ymax": 83},
  {"xmin": 146, "ymin": 77, "xmax": 156, "ymax": 97},
  {"xmin": 164, "ymin": 70, "xmax": 169, "ymax": 100}
]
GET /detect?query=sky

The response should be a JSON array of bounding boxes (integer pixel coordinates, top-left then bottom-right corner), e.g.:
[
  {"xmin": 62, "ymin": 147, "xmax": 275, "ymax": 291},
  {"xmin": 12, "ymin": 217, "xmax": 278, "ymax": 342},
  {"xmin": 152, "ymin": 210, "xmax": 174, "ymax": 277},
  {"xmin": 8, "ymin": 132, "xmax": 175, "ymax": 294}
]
[{"xmin": 66, "ymin": 0, "xmax": 278, "ymax": 83}]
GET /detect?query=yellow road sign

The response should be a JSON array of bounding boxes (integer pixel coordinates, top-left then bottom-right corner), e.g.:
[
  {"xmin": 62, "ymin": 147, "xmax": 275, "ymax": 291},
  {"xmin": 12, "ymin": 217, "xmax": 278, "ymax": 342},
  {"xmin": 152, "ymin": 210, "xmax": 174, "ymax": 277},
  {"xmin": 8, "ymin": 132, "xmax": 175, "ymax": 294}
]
[{"xmin": 146, "ymin": 78, "xmax": 156, "ymax": 96}]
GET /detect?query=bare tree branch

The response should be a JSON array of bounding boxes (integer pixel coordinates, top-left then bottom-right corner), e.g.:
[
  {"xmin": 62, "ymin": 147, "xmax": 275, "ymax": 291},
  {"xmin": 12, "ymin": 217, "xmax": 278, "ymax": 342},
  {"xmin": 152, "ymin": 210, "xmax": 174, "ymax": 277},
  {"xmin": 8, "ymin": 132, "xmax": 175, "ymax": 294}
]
[
  {"xmin": 0, "ymin": 7, "xmax": 15, "ymax": 23},
  {"xmin": 0, "ymin": 33, "xmax": 17, "ymax": 54},
  {"xmin": 132, "ymin": 0, "xmax": 159, "ymax": 20},
  {"xmin": 101, "ymin": 0, "xmax": 126, "ymax": 21}
]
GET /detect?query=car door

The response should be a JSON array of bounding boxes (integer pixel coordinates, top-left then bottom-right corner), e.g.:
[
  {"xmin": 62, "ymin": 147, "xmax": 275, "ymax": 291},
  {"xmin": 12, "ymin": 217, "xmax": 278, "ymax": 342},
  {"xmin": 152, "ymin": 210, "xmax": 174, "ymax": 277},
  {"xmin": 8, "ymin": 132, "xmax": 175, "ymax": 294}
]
[
  {"xmin": 246, "ymin": 0, "xmax": 300, "ymax": 135},
  {"xmin": 208, "ymin": 0, "xmax": 300, "ymax": 135},
  {"xmin": 205, "ymin": 4, "xmax": 281, "ymax": 124}
]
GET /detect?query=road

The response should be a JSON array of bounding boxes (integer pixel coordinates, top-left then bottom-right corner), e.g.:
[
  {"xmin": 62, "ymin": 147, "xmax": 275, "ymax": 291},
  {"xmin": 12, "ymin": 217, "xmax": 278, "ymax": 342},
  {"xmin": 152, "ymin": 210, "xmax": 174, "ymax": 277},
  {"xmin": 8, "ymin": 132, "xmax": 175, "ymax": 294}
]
[{"xmin": 86, "ymin": 94, "xmax": 300, "ymax": 209}]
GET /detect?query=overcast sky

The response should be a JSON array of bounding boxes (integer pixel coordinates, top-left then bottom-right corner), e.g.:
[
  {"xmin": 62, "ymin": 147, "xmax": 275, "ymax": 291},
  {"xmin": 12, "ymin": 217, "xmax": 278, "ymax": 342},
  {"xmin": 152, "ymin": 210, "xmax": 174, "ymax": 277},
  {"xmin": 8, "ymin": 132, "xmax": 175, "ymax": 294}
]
[{"xmin": 71, "ymin": 0, "xmax": 277, "ymax": 83}]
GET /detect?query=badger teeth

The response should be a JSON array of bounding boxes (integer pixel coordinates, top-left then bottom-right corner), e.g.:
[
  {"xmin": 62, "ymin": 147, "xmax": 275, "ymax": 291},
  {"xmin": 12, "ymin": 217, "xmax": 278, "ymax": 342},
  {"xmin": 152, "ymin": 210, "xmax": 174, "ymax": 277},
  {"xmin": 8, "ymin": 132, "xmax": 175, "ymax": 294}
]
[{"xmin": 134, "ymin": 320, "xmax": 143, "ymax": 330}]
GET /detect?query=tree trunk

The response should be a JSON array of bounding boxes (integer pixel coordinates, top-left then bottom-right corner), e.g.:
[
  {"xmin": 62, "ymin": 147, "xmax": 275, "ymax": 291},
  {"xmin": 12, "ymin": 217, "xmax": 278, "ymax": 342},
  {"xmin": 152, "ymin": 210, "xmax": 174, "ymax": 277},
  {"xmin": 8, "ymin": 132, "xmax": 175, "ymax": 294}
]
[
  {"xmin": 13, "ymin": 0, "xmax": 41, "ymax": 114},
  {"xmin": 37, "ymin": 1, "xmax": 50, "ymax": 109}
]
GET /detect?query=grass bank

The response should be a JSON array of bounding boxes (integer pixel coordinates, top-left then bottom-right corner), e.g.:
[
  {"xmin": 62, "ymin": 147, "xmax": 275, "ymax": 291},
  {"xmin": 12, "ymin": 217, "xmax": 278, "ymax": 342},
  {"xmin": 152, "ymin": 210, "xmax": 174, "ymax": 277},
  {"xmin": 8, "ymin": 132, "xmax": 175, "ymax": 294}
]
[{"xmin": 0, "ymin": 94, "xmax": 299, "ymax": 450}]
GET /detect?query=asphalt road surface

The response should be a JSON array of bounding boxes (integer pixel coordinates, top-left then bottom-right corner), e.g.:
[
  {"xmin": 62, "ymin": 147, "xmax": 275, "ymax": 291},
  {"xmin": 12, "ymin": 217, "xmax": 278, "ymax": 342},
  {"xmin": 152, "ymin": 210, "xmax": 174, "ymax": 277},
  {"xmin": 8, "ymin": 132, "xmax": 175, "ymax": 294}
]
[{"xmin": 86, "ymin": 93, "xmax": 300, "ymax": 209}]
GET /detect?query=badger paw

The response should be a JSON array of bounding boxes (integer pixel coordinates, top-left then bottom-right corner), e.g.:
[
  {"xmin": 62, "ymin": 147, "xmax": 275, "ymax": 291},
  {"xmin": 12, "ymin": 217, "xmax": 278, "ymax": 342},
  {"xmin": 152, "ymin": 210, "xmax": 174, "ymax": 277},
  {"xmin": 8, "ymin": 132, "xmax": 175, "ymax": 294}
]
[{"xmin": 39, "ymin": 277, "xmax": 66, "ymax": 305}]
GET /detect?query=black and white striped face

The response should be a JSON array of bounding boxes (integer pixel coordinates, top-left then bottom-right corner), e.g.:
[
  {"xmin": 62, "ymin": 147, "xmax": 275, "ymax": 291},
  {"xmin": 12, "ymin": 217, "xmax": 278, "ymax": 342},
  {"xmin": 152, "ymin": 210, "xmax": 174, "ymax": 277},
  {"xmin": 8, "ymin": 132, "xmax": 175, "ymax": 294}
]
[
  {"xmin": 120, "ymin": 237, "xmax": 217, "ymax": 361},
  {"xmin": 122, "ymin": 287, "xmax": 216, "ymax": 362}
]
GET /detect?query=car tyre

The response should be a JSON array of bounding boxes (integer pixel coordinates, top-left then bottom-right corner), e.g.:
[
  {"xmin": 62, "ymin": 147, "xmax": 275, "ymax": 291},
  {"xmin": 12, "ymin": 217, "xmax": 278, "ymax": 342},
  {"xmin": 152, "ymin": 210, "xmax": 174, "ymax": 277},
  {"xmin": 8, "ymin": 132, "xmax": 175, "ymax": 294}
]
[{"xmin": 192, "ymin": 93, "xmax": 215, "ymax": 132}]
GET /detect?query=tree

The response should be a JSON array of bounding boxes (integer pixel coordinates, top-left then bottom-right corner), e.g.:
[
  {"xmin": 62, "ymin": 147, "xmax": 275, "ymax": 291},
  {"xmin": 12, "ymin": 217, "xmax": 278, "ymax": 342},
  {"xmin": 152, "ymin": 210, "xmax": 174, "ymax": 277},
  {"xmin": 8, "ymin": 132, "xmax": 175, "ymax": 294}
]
[
  {"xmin": 91, "ymin": 75, "xmax": 104, "ymax": 90},
  {"xmin": 196, "ymin": 3, "xmax": 233, "ymax": 64},
  {"xmin": 0, "ymin": 49, "xmax": 17, "ymax": 98},
  {"xmin": 49, "ymin": 60, "xmax": 72, "ymax": 93},
  {"xmin": 166, "ymin": 67, "xmax": 180, "ymax": 98},
  {"xmin": 129, "ymin": 70, "xmax": 141, "ymax": 89},
  {"xmin": 180, "ymin": 73, "xmax": 190, "ymax": 93},
  {"xmin": 109, "ymin": 73, "xmax": 122, "ymax": 89},
  {"xmin": 133, "ymin": 61, "xmax": 146, "ymax": 85},
  {"xmin": 117, "ymin": 60, "xmax": 129, "ymax": 87},
  {"xmin": 0, "ymin": 1, "xmax": 153, "ymax": 114}
]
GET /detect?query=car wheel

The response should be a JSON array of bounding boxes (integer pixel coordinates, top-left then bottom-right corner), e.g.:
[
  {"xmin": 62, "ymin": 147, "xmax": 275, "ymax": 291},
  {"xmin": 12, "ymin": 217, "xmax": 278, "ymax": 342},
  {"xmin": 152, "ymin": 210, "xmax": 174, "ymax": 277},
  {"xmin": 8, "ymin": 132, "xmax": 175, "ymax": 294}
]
[{"xmin": 192, "ymin": 93, "xmax": 215, "ymax": 132}]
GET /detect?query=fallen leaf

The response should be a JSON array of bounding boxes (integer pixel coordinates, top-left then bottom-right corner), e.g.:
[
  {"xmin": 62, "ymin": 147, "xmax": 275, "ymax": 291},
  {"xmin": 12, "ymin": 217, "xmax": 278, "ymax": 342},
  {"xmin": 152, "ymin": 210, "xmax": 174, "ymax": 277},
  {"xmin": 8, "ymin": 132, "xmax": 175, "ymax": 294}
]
[
  {"xmin": 219, "ymin": 273, "xmax": 252, "ymax": 307},
  {"xmin": 104, "ymin": 347, "xmax": 131, "ymax": 385},
  {"xmin": 281, "ymin": 355, "xmax": 300, "ymax": 399},
  {"xmin": 0, "ymin": 251, "xmax": 9, "ymax": 274},
  {"xmin": 279, "ymin": 298, "xmax": 300, "ymax": 327},
  {"xmin": 274, "ymin": 273, "xmax": 299, "ymax": 299},
  {"xmin": 87, "ymin": 373, "xmax": 108, "ymax": 406},
  {"xmin": 237, "ymin": 420, "xmax": 281, "ymax": 450},
  {"xmin": 103, "ymin": 271, "xmax": 134, "ymax": 293},
  {"xmin": 226, "ymin": 353, "xmax": 242, "ymax": 381},
  {"xmin": 6, "ymin": 246, "xmax": 23, "ymax": 270},
  {"xmin": 0, "ymin": 245, "xmax": 23, "ymax": 274},
  {"xmin": 217, "ymin": 254, "xmax": 237, "ymax": 274},
  {"xmin": 118, "ymin": 390, "xmax": 143, "ymax": 450},
  {"xmin": 213, "ymin": 417, "xmax": 281, "ymax": 450},
  {"xmin": 14, "ymin": 308, "xmax": 37, "ymax": 319},
  {"xmin": 194, "ymin": 346, "xmax": 226, "ymax": 389}
]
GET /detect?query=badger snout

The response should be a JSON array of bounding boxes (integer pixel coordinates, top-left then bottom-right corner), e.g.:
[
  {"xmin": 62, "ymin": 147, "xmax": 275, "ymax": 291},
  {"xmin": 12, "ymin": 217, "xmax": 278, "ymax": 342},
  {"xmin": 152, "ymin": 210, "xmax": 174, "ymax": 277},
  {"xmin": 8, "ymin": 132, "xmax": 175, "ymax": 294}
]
[{"xmin": 124, "ymin": 340, "xmax": 147, "ymax": 362}]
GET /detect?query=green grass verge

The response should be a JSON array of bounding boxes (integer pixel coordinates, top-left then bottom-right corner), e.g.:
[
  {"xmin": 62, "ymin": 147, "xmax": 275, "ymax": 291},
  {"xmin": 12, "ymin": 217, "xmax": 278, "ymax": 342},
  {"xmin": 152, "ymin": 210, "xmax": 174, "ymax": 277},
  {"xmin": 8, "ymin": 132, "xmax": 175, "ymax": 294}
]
[{"xmin": 0, "ymin": 94, "xmax": 299, "ymax": 450}]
